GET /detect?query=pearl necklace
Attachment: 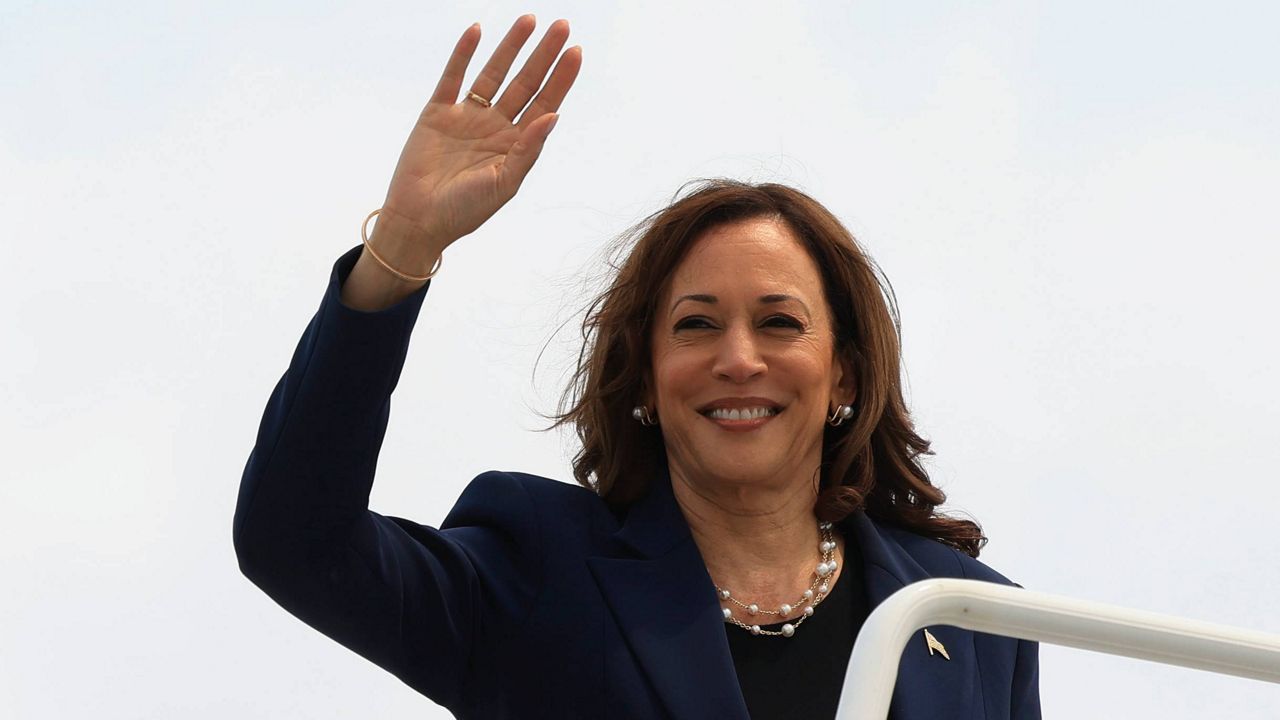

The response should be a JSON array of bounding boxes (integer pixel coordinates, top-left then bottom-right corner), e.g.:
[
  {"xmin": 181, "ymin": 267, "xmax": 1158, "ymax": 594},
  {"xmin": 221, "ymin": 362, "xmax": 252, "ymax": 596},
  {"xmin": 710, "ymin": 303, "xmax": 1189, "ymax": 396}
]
[{"xmin": 714, "ymin": 520, "xmax": 839, "ymax": 637}]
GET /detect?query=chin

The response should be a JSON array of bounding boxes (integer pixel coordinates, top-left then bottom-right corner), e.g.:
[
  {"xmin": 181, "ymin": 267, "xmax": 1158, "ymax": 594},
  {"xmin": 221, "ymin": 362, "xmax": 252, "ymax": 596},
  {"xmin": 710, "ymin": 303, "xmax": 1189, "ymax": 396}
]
[{"xmin": 696, "ymin": 450, "xmax": 789, "ymax": 485}]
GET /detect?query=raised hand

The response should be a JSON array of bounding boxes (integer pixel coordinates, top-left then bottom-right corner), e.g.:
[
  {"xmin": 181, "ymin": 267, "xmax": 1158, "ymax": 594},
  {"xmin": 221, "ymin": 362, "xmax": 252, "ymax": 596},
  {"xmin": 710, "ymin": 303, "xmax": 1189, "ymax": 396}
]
[{"xmin": 372, "ymin": 15, "xmax": 582, "ymax": 275}]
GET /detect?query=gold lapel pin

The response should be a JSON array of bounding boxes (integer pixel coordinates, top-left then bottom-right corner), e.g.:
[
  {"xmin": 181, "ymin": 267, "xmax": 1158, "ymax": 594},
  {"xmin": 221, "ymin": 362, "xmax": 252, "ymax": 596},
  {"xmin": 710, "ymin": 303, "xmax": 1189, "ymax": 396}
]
[{"xmin": 923, "ymin": 628, "xmax": 950, "ymax": 660}]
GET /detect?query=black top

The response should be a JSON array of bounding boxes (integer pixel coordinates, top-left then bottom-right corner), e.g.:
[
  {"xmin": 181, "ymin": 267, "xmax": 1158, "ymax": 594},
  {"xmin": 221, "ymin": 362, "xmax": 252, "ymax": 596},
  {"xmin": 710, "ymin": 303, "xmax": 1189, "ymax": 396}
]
[{"xmin": 724, "ymin": 530, "xmax": 869, "ymax": 720}]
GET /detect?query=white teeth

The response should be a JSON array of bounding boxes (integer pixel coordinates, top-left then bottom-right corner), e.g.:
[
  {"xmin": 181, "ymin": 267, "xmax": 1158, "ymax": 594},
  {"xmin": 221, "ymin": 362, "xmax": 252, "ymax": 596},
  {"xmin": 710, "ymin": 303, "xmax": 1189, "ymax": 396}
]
[{"xmin": 707, "ymin": 407, "xmax": 777, "ymax": 421}]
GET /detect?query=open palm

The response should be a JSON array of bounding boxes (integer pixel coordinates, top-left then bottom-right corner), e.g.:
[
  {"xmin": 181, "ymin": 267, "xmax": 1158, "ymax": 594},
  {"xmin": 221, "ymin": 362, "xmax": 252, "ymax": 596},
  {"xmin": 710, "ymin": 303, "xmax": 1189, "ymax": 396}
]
[{"xmin": 379, "ymin": 15, "xmax": 582, "ymax": 254}]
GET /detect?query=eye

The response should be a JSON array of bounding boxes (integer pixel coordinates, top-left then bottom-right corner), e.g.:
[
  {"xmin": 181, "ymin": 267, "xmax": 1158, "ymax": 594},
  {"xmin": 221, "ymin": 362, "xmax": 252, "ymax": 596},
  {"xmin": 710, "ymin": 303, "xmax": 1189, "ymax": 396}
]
[
  {"xmin": 674, "ymin": 316, "xmax": 715, "ymax": 330},
  {"xmin": 763, "ymin": 314, "xmax": 803, "ymax": 329}
]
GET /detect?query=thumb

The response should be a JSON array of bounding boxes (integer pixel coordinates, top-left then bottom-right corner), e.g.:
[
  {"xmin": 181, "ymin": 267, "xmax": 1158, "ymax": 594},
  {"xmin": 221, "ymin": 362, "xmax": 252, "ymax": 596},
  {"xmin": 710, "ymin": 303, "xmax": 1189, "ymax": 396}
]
[{"xmin": 500, "ymin": 113, "xmax": 559, "ymax": 189}]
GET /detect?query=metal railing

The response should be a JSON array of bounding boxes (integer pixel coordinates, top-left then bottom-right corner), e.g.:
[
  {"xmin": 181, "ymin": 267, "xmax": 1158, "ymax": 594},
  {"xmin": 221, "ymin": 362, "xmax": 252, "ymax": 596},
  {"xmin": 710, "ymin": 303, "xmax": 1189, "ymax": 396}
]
[{"xmin": 835, "ymin": 578, "xmax": 1280, "ymax": 719}]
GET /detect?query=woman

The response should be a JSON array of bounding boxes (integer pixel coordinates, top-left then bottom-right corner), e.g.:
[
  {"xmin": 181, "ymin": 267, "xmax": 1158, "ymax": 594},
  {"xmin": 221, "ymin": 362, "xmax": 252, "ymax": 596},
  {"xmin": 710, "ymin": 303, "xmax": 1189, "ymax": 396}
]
[{"xmin": 232, "ymin": 14, "xmax": 1041, "ymax": 720}]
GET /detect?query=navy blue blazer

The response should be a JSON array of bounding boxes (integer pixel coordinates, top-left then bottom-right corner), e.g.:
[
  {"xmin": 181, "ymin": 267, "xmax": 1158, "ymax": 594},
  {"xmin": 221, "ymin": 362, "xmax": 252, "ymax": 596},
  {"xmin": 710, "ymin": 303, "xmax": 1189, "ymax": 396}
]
[{"xmin": 233, "ymin": 245, "xmax": 1041, "ymax": 719}]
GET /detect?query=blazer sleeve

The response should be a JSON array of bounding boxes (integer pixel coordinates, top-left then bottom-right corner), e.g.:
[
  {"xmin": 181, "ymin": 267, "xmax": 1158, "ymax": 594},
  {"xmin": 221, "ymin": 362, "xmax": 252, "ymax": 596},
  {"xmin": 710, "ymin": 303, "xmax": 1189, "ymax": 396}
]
[{"xmin": 232, "ymin": 245, "xmax": 543, "ymax": 712}]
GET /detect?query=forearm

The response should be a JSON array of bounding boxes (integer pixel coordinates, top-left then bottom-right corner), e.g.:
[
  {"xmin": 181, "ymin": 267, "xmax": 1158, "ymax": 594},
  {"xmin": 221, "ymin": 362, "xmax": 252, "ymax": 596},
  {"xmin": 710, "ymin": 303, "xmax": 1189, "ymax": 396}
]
[{"xmin": 234, "ymin": 244, "xmax": 430, "ymax": 560}]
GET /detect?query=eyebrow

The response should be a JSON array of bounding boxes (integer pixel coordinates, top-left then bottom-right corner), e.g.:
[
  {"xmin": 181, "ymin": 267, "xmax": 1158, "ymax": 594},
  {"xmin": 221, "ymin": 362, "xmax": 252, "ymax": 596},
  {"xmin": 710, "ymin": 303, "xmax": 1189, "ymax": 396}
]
[{"xmin": 670, "ymin": 293, "xmax": 811, "ymax": 316}]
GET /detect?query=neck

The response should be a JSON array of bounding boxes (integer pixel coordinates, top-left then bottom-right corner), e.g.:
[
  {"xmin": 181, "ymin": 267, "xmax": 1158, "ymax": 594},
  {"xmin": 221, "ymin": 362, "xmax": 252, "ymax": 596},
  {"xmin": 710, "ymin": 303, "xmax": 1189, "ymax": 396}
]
[{"xmin": 668, "ymin": 463, "xmax": 828, "ymax": 609}]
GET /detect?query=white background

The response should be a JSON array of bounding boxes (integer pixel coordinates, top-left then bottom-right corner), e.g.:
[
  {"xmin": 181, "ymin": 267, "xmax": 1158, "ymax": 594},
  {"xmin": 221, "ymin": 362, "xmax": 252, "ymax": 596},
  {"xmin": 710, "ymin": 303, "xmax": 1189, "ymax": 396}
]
[{"xmin": 3, "ymin": 0, "xmax": 1278, "ymax": 717}]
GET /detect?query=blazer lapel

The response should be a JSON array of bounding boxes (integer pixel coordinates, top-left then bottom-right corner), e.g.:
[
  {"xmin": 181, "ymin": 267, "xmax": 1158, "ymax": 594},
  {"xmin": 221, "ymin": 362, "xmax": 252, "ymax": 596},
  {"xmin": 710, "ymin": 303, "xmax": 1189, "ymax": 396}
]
[
  {"xmin": 588, "ymin": 467, "xmax": 751, "ymax": 720},
  {"xmin": 844, "ymin": 512, "xmax": 984, "ymax": 720},
  {"xmin": 587, "ymin": 471, "xmax": 983, "ymax": 720}
]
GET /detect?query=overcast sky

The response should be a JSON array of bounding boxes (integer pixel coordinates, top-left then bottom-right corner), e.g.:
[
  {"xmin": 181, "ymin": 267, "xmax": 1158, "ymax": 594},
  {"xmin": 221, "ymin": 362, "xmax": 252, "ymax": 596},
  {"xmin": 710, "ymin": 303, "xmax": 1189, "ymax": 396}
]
[{"xmin": 3, "ymin": 0, "xmax": 1278, "ymax": 717}]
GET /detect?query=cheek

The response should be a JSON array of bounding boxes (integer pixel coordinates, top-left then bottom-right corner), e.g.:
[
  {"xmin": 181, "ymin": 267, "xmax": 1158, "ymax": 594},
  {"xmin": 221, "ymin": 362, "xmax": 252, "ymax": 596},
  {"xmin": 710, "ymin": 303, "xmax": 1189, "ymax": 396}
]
[
  {"xmin": 778, "ymin": 343, "xmax": 835, "ymax": 387},
  {"xmin": 652, "ymin": 349, "xmax": 702, "ymax": 402}
]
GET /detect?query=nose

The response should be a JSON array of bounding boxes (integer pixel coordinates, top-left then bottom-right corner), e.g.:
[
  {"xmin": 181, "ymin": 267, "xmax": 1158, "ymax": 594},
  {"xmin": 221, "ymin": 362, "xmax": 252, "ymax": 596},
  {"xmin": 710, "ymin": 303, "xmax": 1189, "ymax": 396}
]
[{"xmin": 712, "ymin": 323, "xmax": 767, "ymax": 383}]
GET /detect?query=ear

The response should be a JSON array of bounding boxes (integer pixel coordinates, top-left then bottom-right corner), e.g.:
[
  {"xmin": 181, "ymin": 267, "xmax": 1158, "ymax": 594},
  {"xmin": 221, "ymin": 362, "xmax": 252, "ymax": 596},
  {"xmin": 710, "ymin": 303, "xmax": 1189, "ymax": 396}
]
[
  {"xmin": 830, "ymin": 345, "xmax": 857, "ymax": 408},
  {"xmin": 639, "ymin": 370, "xmax": 656, "ymax": 410}
]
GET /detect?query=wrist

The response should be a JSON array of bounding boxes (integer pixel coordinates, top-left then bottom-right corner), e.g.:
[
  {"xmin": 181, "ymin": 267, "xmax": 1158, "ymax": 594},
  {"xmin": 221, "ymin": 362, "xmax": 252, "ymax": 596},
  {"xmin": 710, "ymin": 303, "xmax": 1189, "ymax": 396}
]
[
  {"xmin": 367, "ymin": 207, "xmax": 447, "ymax": 278},
  {"xmin": 341, "ymin": 247, "xmax": 428, "ymax": 311}
]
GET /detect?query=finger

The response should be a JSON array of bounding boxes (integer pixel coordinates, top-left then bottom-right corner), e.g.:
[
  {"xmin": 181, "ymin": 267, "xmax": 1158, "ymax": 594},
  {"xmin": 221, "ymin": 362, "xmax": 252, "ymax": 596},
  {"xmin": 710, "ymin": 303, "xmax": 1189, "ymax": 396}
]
[
  {"xmin": 469, "ymin": 14, "xmax": 537, "ymax": 105},
  {"xmin": 493, "ymin": 18, "xmax": 571, "ymax": 122},
  {"xmin": 516, "ymin": 46, "xmax": 582, "ymax": 132},
  {"xmin": 429, "ymin": 22, "xmax": 482, "ymax": 106},
  {"xmin": 500, "ymin": 113, "xmax": 560, "ymax": 194}
]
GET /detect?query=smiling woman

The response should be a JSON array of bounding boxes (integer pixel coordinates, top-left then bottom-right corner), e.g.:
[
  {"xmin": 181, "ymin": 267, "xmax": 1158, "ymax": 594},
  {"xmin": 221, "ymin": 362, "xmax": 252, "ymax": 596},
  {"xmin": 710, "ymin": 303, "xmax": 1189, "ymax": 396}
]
[
  {"xmin": 539, "ymin": 179, "xmax": 1039, "ymax": 717},
  {"xmin": 233, "ymin": 13, "xmax": 1039, "ymax": 720}
]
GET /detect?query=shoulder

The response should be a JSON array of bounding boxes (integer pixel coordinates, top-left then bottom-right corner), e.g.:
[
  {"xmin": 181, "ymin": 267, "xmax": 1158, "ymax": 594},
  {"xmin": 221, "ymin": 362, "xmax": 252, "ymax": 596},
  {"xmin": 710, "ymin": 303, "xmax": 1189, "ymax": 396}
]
[
  {"xmin": 443, "ymin": 470, "xmax": 606, "ymax": 535},
  {"xmin": 455, "ymin": 470, "xmax": 601, "ymax": 507},
  {"xmin": 873, "ymin": 521, "xmax": 1023, "ymax": 588}
]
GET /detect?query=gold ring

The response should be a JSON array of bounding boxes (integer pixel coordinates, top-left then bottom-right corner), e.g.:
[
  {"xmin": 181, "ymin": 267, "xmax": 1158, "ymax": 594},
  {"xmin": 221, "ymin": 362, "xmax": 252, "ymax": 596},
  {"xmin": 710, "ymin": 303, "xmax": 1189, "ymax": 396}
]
[{"xmin": 465, "ymin": 90, "xmax": 492, "ymax": 108}]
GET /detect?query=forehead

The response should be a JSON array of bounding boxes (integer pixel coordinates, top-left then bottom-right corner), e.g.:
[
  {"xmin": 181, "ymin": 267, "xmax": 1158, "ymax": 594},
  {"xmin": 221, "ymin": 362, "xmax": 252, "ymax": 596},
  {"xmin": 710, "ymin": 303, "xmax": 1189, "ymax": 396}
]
[{"xmin": 664, "ymin": 217, "xmax": 825, "ymax": 304}]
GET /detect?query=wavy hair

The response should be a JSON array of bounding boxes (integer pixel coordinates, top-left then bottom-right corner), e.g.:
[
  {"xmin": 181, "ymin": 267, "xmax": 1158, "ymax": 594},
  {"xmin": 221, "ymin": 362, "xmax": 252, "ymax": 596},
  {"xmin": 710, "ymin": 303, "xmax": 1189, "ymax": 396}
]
[{"xmin": 551, "ymin": 178, "xmax": 987, "ymax": 557}]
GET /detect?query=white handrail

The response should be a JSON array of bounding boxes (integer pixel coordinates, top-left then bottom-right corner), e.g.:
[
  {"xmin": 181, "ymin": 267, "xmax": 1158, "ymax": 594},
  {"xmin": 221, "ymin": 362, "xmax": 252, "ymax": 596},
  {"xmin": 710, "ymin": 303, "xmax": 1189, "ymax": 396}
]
[{"xmin": 835, "ymin": 578, "xmax": 1280, "ymax": 719}]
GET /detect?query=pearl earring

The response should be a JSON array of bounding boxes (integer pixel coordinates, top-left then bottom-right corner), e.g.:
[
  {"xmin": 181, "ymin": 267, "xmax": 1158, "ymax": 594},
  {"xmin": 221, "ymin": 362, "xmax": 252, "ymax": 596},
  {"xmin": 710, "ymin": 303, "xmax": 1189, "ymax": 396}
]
[
  {"xmin": 631, "ymin": 405, "xmax": 657, "ymax": 426},
  {"xmin": 827, "ymin": 404, "xmax": 854, "ymax": 427}
]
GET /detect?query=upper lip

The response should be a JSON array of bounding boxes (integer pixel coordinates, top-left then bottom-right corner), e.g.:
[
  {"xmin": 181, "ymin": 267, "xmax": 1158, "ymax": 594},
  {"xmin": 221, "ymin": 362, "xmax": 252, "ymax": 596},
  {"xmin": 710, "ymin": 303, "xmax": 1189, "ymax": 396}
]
[{"xmin": 698, "ymin": 397, "xmax": 784, "ymax": 413}]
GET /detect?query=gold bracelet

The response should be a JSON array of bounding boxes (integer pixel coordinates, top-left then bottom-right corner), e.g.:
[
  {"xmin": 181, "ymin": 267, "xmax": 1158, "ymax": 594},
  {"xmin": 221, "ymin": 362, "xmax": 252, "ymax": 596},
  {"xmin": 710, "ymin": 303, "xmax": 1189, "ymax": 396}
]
[{"xmin": 361, "ymin": 208, "xmax": 443, "ymax": 283}]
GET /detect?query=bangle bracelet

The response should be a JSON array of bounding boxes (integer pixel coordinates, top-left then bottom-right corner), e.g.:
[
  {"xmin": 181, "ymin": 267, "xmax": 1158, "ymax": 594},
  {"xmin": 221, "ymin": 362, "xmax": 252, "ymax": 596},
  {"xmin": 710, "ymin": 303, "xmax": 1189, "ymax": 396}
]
[{"xmin": 361, "ymin": 208, "xmax": 443, "ymax": 283}]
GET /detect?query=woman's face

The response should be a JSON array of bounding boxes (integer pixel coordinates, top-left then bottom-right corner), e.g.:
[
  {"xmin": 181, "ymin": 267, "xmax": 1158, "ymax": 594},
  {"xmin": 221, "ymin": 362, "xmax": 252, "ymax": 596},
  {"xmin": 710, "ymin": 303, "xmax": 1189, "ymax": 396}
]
[{"xmin": 648, "ymin": 217, "xmax": 852, "ymax": 495}]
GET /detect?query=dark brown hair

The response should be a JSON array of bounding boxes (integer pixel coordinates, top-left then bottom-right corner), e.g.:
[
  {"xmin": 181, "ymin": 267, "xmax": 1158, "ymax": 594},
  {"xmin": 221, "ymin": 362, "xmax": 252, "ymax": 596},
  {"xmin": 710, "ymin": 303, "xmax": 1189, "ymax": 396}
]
[{"xmin": 552, "ymin": 178, "xmax": 987, "ymax": 557}]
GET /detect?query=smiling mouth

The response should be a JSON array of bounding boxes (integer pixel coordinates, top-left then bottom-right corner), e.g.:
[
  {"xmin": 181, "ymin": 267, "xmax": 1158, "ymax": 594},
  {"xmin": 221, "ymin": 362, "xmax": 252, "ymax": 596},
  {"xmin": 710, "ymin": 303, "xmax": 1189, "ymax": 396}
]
[{"xmin": 700, "ymin": 407, "xmax": 781, "ymax": 421}]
